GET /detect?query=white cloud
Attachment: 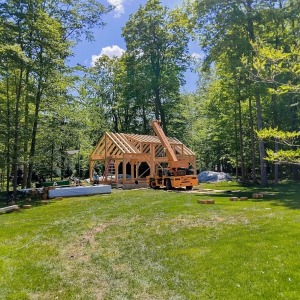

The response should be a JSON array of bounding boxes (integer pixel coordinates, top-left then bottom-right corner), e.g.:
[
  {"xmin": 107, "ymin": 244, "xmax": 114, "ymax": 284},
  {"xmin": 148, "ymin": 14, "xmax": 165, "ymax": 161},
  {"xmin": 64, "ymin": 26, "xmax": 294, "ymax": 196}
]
[
  {"xmin": 91, "ymin": 45, "xmax": 125, "ymax": 65},
  {"xmin": 191, "ymin": 52, "xmax": 203, "ymax": 61},
  {"xmin": 107, "ymin": 0, "xmax": 125, "ymax": 18}
]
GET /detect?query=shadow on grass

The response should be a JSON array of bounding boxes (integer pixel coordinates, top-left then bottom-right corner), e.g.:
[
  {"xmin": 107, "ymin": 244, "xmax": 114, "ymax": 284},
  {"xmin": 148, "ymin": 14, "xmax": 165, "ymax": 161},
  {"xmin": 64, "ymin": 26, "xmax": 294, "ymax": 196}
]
[
  {"xmin": 261, "ymin": 181, "xmax": 300, "ymax": 210},
  {"xmin": 0, "ymin": 191, "xmax": 46, "ymax": 210},
  {"xmin": 195, "ymin": 181, "xmax": 300, "ymax": 210}
]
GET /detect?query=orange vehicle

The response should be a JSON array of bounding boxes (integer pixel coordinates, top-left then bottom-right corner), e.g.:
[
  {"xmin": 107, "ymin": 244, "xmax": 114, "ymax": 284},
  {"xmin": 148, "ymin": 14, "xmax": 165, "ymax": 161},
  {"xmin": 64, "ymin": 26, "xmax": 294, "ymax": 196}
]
[{"xmin": 147, "ymin": 120, "xmax": 198, "ymax": 190}]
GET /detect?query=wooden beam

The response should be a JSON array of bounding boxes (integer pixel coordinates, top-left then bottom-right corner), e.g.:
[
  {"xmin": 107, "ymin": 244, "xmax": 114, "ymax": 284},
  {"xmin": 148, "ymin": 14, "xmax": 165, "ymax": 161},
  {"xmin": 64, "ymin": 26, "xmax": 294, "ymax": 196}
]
[
  {"xmin": 90, "ymin": 131, "xmax": 197, "ymax": 183},
  {"xmin": 0, "ymin": 205, "xmax": 20, "ymax": 214}
]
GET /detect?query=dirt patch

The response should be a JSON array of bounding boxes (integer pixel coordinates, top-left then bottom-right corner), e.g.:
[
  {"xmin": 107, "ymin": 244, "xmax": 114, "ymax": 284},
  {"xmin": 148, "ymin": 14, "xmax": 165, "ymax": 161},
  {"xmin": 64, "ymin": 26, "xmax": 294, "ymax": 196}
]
[
  {"xmin": 55, "ymin": 223, "xmax": 114, "ymax": 298},
  {"xmin": 152, "ymin": 214, "xmax": 250, "ymax": 233},
  {"xmin": 175, "ymin": 188, "xmax": 233, "ymax": 194},
  {"xmin": 61, "ymin": 223, "xmax": 110, "ymax": 264},
  {"xmin": 81, "ymin": 224, "xmax": 108, "ymax": 247}
]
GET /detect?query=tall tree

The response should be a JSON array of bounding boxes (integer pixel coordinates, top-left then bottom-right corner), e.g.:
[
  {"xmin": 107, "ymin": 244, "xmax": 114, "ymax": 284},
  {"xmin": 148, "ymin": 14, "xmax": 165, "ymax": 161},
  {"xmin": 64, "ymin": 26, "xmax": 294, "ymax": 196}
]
[
  {"xmin": 188, "ymin": 0, "xmax": 278, "ymax": 185},
  {"xmin": 0, "ymin": 0, "xmax": 109, "ymax": 194},
  {"xmin": 249, "ymin": 0, "xmax": 300, "ymax": 179},
  {"xmin": 122, "ymin": 0, "xmax": 190, "ymax": 133}
]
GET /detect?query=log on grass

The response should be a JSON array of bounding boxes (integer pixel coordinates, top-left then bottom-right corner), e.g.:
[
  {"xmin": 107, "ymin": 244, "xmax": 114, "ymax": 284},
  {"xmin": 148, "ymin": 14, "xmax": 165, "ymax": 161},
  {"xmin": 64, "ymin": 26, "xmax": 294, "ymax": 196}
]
[
  {"xmin": 230, "ymin": 197, "xmax": 239, "ymax": 201},
  {"xmin": 239, "ymin": 197, "xmax": 248, "ymax": 201},
  {"xmin": 0, "ymin": 205, "xmax": 20, "ymax": 214},
  {"xmin": 23, "ymin": 205, "xmax": 32, "ymax": 209},
  {"xmin": 252, "ymin": 193, "xmax": 264, "ymax": 199},
  {"xmin": 198, "ymin": 199, "xmax": 215, "ymax": 204}
]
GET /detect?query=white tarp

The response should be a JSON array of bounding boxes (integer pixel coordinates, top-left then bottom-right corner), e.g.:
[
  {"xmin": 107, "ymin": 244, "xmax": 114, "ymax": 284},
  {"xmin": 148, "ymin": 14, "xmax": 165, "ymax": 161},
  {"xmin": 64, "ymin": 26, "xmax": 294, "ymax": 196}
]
[
  {"xmin": 198, "ymin": 171, "xmax": 232, "ymax": 183},
  {"xmin": 48, "ymin": 185, "xmax": 111, "ymax": 198}
]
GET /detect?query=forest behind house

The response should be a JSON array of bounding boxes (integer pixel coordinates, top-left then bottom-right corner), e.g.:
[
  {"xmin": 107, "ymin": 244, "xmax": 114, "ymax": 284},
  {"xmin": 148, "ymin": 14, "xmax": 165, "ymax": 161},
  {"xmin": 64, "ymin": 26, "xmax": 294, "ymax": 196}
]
[{"xmin": 0, "ymin": 0, "xmax": 299, "ymax": 197}]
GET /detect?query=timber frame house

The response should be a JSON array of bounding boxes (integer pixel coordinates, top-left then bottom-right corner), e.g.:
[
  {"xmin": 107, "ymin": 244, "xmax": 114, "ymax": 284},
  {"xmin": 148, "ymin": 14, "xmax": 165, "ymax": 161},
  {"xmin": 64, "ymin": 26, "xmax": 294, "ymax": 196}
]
[{"xmin": 89, "ymin": 132, "xmax": 196, "ymax": 185}]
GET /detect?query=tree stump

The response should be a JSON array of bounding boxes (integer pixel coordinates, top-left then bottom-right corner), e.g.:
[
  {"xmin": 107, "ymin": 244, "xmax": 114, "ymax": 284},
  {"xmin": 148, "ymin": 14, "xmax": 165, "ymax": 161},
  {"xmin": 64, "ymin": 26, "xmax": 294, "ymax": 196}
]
[
  {"xmin": 230, "ymin": 197, "xmax": 239, "ymax": 201},
  {"xmin": 239, "ymin": 197, "xmax": 248, "ymax": 201},
  {"xmin": 198, "ymin": 199, "xmax": 215, "ymax": 204},
  {"xmin": 23, "ymin": 205, "xmax": 32, "ymax": 209},
  {"xmin": 253, "ymin": 193, "xmax": 263, "ymax": 199}
]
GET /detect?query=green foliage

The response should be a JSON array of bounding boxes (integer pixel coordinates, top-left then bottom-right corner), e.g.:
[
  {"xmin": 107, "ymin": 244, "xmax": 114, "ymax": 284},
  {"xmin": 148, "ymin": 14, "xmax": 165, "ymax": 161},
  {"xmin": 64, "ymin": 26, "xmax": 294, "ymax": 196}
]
[
  {"xmin": 258, "ymin": 128, "xmax": 300, "ymax": 164},
  {"xmin": 258, "ymin": 128, "xmax": 300, "ymax": 144},
  {"xmin": 122, "ymin": 0, "xmax": 190, "ymax": 132},
  {"xmin": 252, "ymin": 43, "xmax": 300, "ymax": 94},
  {"xmin": 0, "ymin": 0, "xmax": 110, "ymax": 188},
  {"xmin": 265, "ymin": 148, "xmax": 300, "ymax": 165},
  {"xmin": 187, "ymin": 0, "xmax": 300, "ymax": 181},
  {"xmin": 1, "ymin": 0, "xmax": 300, "ymax": 186}
]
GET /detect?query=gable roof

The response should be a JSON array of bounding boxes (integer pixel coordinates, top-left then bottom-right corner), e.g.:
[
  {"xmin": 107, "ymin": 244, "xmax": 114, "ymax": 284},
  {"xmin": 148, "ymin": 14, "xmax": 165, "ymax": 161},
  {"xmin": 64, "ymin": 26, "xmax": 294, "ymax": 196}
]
[{"xmin": 90, "ymin": 132, "xmax": 195, "ymax": 161}]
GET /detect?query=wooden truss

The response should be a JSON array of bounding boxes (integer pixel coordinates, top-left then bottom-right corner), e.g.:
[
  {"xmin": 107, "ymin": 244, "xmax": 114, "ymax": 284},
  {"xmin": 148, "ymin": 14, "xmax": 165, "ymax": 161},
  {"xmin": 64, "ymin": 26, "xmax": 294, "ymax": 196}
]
[{"xmin": 89, "ymin": 132, "xmax": 196, "ymax": 184}]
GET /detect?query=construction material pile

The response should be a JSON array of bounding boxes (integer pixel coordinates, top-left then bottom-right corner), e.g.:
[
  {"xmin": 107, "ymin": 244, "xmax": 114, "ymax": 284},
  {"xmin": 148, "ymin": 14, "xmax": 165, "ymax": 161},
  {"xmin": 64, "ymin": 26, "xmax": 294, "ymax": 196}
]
[{"xmin": 198, "ymin": 171, "xmax": 232, "ymax": 183}]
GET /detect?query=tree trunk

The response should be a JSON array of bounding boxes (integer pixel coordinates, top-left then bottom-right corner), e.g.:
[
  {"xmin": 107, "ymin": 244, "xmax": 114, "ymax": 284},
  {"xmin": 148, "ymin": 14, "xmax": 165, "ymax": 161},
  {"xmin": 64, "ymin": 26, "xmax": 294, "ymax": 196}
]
[
  {"xmin": 154, "ymin": 89, "xmax": 161, "ymax": 120},
  {"xmin": 255, "ymin": 92, "xmax": 268, "ymax": 186},
  {"xmin": 274, "ymin": 140, "xmax": 279, "ymax": 183},
  {"xmin": 12, "ymin": 68, "xmax": 24, "ymax": 198},
  {"xmin": 245, "ymin": 0, "xmax": 267, "ymax": 185},
  {"xmin": 237, "ymin": 96, "xmax": 245, "ymax": 182},
  {"xmin": 60, "ymin": 145, "xmax": 66, "ymax": 180},
  {"xmin": 152, "ymin": 53, "xmax": 166, "ymax": 133},
  {"xmin": 112, "ymin": 110, "xmax": 119, "ymax": 132},
  {"xmin": 22, "ymin": 70, "xmax": 30, "ymax": 188},
  {"xmin": 271, "ymin": 93, "xmax": 279, "ymax": 183},
  {"xmin": 248, "ymin": 96, "xmax": 257, "ymax": 183},
  {"xmin": 142, "ymin": 104, "xmax": 148, "ymax": 134},
  {"xmin": 234, "ymin": 98, "xmax": 239, "ymax": 178},
  {"xmin": 50, "ymin": 142, "xmax": 54, "ymax": 182},
  {"xmin": 27, "ymin": 82, "xmax": 43, "ymax": 188},
  {"xmin": 5, "ymin": 76, "xmax": 11, "ymax": 193},
  {"xmin": 292, "ymin": 165, "xmax": 299, "ymax": 180},
  {"xmin": 154, "ymin": 88, "xmax": 166, "ymax": 134}
]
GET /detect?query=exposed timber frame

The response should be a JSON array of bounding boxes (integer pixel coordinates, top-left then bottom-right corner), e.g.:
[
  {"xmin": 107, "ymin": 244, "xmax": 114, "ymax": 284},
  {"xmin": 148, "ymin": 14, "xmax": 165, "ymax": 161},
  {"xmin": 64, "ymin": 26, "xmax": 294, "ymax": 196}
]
[{"xmin": 89, "ymin": 132, "xmax": 196, "ymax": 185}]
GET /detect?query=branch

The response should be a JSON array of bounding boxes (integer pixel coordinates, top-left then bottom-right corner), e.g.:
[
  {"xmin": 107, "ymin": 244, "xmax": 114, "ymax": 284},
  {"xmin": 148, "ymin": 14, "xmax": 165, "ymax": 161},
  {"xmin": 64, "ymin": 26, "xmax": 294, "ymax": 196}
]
[
  {"xmin": 257, "ymin": 128, "xmax": 300, "ymax": 147},
  {"xmin": 265, "ymin": 149, "xmax": 300, "ymax": 165}
]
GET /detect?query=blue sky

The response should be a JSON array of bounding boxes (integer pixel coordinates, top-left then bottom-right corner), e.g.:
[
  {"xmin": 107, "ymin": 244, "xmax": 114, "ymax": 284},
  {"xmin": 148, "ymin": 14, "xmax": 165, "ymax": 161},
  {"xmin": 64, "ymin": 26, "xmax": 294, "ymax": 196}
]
[{"xmin": 70, "ymin": 0, "xmax": 202, "ymax": 92}]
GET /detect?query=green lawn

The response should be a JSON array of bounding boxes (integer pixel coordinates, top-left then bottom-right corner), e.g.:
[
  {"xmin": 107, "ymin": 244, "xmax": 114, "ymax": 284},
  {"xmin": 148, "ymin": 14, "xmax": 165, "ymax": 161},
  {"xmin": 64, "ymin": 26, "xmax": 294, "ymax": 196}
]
[{"xmin": 1, "ymin": 182, "xmax": 300, "ymax": 299}]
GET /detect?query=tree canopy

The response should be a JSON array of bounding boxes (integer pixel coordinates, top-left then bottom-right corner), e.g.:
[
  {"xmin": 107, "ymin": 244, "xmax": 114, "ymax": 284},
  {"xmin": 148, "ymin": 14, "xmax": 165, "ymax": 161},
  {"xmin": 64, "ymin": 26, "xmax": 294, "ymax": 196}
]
[{"xmin": 1, "ymin": 0, "xmax": 300, "ymax": 195}]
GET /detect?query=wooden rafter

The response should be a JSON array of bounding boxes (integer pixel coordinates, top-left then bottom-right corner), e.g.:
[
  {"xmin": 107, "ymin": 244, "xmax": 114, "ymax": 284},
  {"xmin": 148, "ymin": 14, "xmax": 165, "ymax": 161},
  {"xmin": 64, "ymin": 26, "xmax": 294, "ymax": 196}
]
[{"xmin": 90, "ymin": 131, "xmax": 196, "ymax": 184}]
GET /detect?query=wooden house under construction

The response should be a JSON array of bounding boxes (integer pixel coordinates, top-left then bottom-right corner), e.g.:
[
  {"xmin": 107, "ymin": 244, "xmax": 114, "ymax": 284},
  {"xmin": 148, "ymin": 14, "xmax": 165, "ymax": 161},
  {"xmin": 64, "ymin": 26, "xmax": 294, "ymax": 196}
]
[{"xmin": 89, "ymin": 132, "xmax": 196, "ymax": 188}]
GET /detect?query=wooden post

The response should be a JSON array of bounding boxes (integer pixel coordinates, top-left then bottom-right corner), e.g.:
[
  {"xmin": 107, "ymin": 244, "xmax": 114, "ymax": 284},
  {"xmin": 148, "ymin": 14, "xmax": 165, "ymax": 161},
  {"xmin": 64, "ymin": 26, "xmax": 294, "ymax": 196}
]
[
  {"xmin": 150, "ymin": 144, "xmax": 155, "ymax": 176},
  {"xmin": 131, "ymin": 162, "xmax": 134, "ymax": 182},
  {"xmin": 115, "ymin": 160, "xmax": 120, "ymax": 184},
  {"xmin": 123, "ymin": 157, "xmax": 127, "ymax": 184},
  {"xmin": 136, "ymin": 161, "xmax": 140, "ymax": 178}
]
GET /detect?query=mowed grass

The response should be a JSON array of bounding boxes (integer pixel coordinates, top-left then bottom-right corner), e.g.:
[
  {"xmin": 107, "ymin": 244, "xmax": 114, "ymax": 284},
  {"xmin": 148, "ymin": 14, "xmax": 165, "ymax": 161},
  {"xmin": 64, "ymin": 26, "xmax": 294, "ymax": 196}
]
[{"xmin": 0, "ymin": 182, "xmax": 300, "ymax": 299}]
